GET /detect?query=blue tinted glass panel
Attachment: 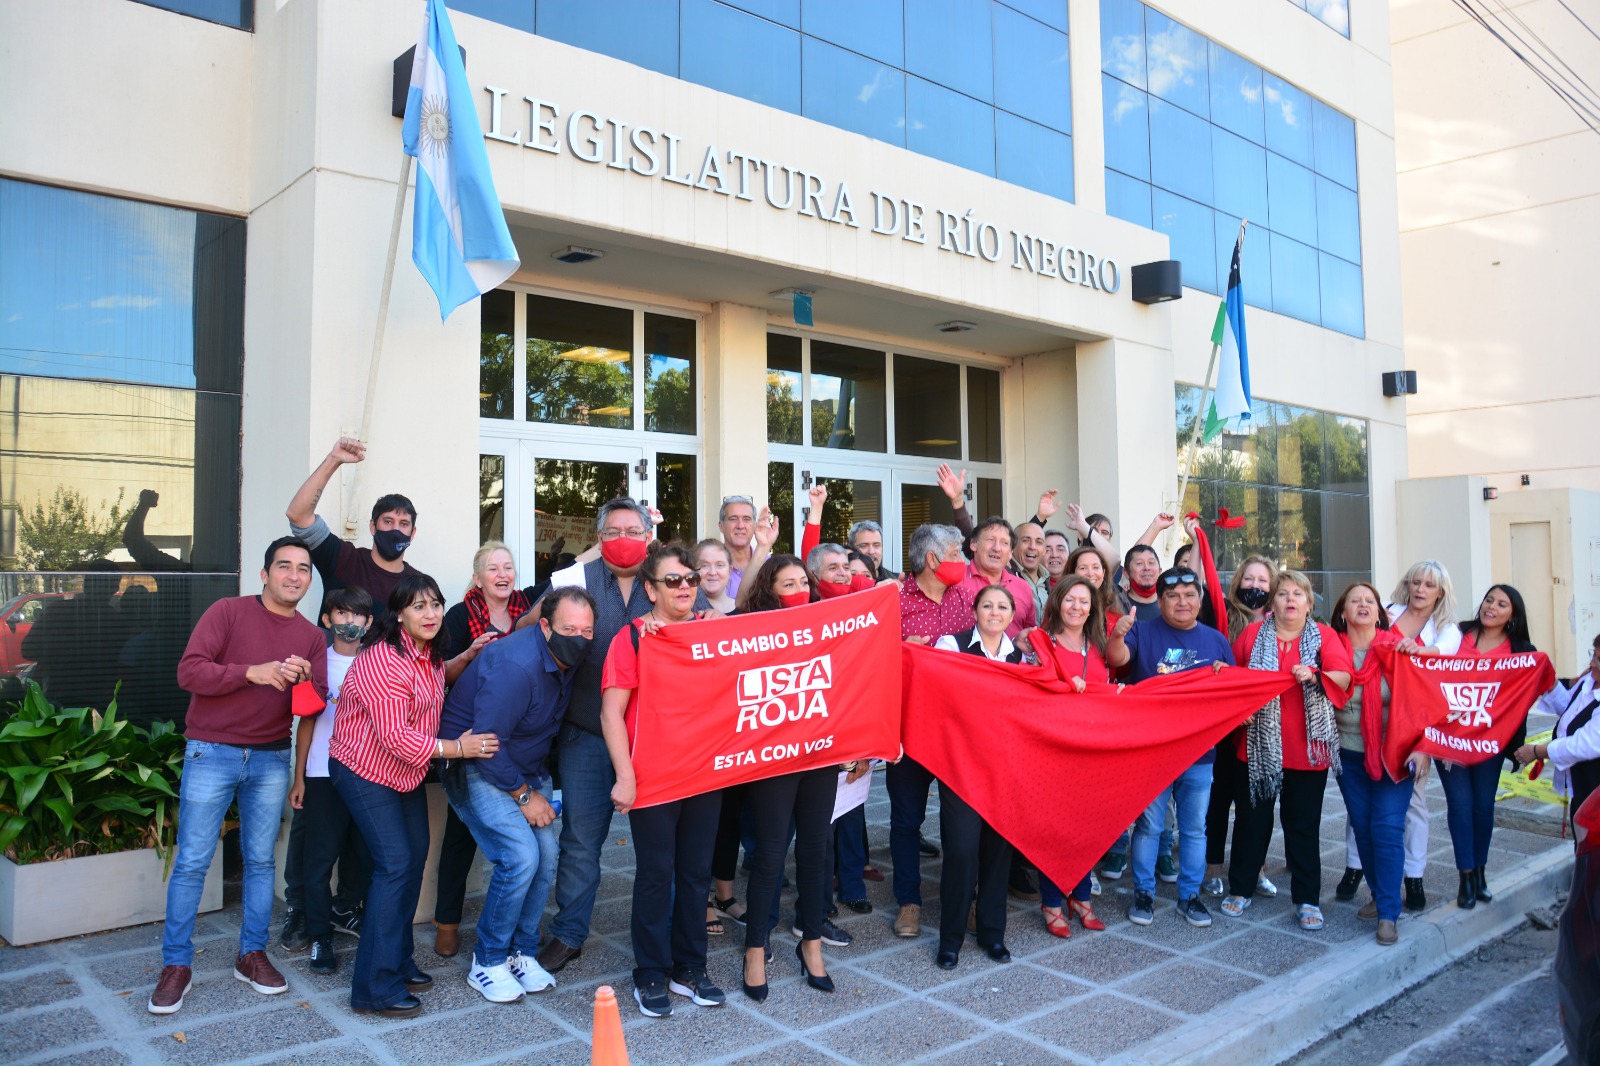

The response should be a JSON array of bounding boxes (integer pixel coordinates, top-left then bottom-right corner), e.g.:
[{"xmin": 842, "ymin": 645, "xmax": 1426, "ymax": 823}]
[
  {"xmin": 1102, "ymin": 75, "xmax": 1149, "ymax": 180},
  {"xmin": 538, "ymin": 0, "xmax": 680, "ymax": 76},
  {"xmin": 1149, "ymin": 98, "xmax": 1212, "ymax": 205},
  {"xmin": 1106, "ymin": 171, "xmax": 1153, "ymax": 228},
  {"xmin": 1208, "ymin": 43, "xmax": 1264, "ymax": 144},
  {"xmin": 993, "ymin": 5, "xmax": 1072, "ymax": 132},
  {"xmin": 1154, "ymin": 190, "xmax": 1217, "ymax": 294},
  {"xmin": 132, "ymin": 0, "xmax": 251, "ymax": 29},
  {"xmin": 1319, "ymin": 253, "xmax": 1363, "ymax": 336},
  {"xmin": 1004, "ymin": 0, "xmax": 1070, "ymax": 31},
  {"xmin": 1315, "ymin": 176, "xmax": 1360, "ymax": 263},
  {"xmin": 801, "ymin": 0, "xmax": 902, "ymax": 65},
  {"xmin": 724, "ymin": 0, "xmax": 800, "ymax": 26},
  {"xmin": 1269, "ymin": 232, "xmax": 1319, "ymax": 323},
  {"xmin": 451, "ymin": 0, "xmax": 535, "ymax": 31},
  {"xmin": 1263, "ymin": 73, "xmax": 1314, "ymax": 166},
  {"xmin": 1145, "ymin": 9, "xmax": 1208, "ymax": 117},
  {"xmin": 996, "ymin": 113, "xmax": 1074, "ymax": 201},
  {"xmin": 1313, "ymin": 100, "xmax": 1358, "ymax": 189},
  {"xmin": 681, "ymin": 0, "xmax": 800, "ymax": 112},
  {"xmin": 802, "ymin": 39, "xmax": 906, "ymax": 144},
  {"xmin": 907, "ymin": 78, "xmax": 996, "ymax": 173},
  {"xmin": 1100, "ymin": 0, "xmax": 1145, "ymax": 88},
  {"xmin": 1307, "ymin": 0, "xmax": 1350, "ymax": 36},
  {"xmin": 1213, "ymin": 213, "xmax": 1272, "ymax": 310},
  {"xmin": 1212, "ymin": 128, "xmax": 1267, "ymax": 227},
  {"xmin": 906, "ymin": 0, "xmax": 994, "ymax": 102},
  {"xmin": 1267, "ymin": 152, "xmax": 1317, "ymax": 246}
]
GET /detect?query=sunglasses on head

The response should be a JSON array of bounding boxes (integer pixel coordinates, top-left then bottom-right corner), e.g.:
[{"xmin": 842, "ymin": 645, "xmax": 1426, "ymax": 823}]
[
  {"xmin": 652, "ymin": 571, "xmax": 703, "ymax": 589},
  {"xmin": 1158, "ymin": 572, "xmax": 1199, "ymax": 590},
  {"xmin": 721, "ymin": 495, "xmax": 754, "ymax": 506}
]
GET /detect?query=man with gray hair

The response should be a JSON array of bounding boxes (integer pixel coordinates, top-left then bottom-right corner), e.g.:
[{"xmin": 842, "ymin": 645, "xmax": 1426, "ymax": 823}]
[
  {"xmin": 848, "ymin": 520, "xmax": 898, "ymax": 581},
  {"xmin": 806, "ymin": 542, "xmax": 852, "ymax": 596},
  {"xmin": 536, "ymin": 498, "xmax": 708, "ymax": 974}
]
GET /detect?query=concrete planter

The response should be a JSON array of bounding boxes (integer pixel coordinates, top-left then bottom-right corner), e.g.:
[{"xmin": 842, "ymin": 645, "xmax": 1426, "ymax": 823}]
[{"xmin": 0, "ymin": 846, "xmax": 222, "ymax": 946}]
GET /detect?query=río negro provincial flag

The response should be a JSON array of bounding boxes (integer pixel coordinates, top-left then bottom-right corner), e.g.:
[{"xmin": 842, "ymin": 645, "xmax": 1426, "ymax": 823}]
[{"xmin": 1203, "ymin": 231, "xmax": 1251, "ymax": 442}]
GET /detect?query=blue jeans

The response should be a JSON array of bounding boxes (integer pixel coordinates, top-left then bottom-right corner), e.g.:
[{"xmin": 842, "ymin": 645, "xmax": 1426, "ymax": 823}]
[
  {"xmin": 1039, "ymin": 873, "xmax": 1092, "ymax": 907},
  {"xmin": 162, "ymin": 740, "xmax": 290, "ymax": 967},
  {"xmin": 331, "ymin": 759, "xmax": 429, "ymax": 1011},
  {"xmin": 1439, "ymin": 758, "xmax": 1501, "ymax": 871},
  {"xmin": 441, "ymin": 763, "xmax": 556, "ymax": 967},
  {"xmin": 1132, "ymin": 760, "xmax": 1213, "ymax": 899},
  {"xmin": 549, "ymin": 724, "xmax": 616, "ymax": 949},
  {"xmin": 1337, "ymin": 749, "xmax": 1414, "ymax": 921},
  {"xmin": 885, "ymin": 756, "xmax": 935, "ymax": 906}
]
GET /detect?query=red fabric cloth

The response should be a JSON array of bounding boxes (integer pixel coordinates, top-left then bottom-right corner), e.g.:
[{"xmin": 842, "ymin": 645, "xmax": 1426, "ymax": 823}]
[
  {"xmin": 178, "ymin": 595, "xmax": 329, "ymax": 748},
  {"xmin": 1337, "ymin": 628, "xmax": 1403, "ymax": 780},
  {"xmin": 1027, "ymin": 629, "xmax": 1112, "ymax": 684},
  {"xmin": 329, "ymin": 633, "xmax": 446, "ymax": 791},
  {"xmin": 1182, "ymin": 515, "xmax": 1228, "ymax": 637},
  {"xmin": 1377, "ymin": 647, "xmax": 1555, "ymax": 777},
  {"xmin": 1231, "ymin": 622, "xmax": 1352, "ymax": 770},
  {"xmin": 901, "ymin": 643, "xmax": 1297, "ymax": 900},
  {"xmin": 800, "ymin": 520, "xmax": 821, "ymax": 562}
]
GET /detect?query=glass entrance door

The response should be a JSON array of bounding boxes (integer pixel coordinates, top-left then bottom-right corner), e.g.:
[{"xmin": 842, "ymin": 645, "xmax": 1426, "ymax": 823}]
[{"xmin": 768, "ymin": 461, "xmax": 885, "ymax": 563}]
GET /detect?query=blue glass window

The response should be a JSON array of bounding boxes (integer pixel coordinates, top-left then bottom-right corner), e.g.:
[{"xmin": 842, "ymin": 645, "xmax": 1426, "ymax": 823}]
[
  {"xmin": 993, "ymin": 5, "xmax": 1072, "ymax": 133},
  {"xmin": 1306, "ymin": 0, "xmax": 1350, "ymax": 36},
  {"xmin": 1263, "ymin": 73, "xmax": 1314, "ymax": 166},
  {"xmin": 538, "ymin": 0, "xmax": 680, "ymax": 76},
  {"xmin": 996, "ymin": 112, "xmax": 1074, "ymax": 202},
  {"xmin": 1144, "ymin": 9, "xmax": 1208, "ymax": 117},
  {"xmin": 450, "ymin": 0, "xmax": 534, "ymax": 32},
  {"xmin": 681, "ymin": 0, "xmax": 800, "ymax": 113},
  {"xmin": 802, "ymin": 39, "xmax": 906, "ymax": 144},
  {"xmin": 132, "ymin": 0, "xmax": 252, "ymax": 29},
  {"xmin": 1207, "ymin": 43, "xmax": 1264, "ymax": 145},
  {"xmin": 1154, "ymin": 190, "xmax": 1217, "ymax": 294},
  {"xmin": 1312, "ymin": 100, "xmax": 1358, "ymax": 189},
  {"xmin": 801, "ymin": 0, "xmax": 901, "ymax": 65},
  {"xmin": 1149, "ymin": 99, "xmax": 1213, "ymax": 206},
  {"xmin": 1106, "ymin": 171, "xmax": 1153, "ymax": 228},
  {"xmin": 1100, "ymin": 0, "xmax": 1145, "ymax": 89},
  {"xmin": 905, "ymin": 0, "xmax": 994, "ymax": 103},
  {"xmin": 907, "ymin": 77, "xmax": 995, "ymax": 174},
  {"xmin": 1266, "ymin": 152, "xmax": 1317, "ymax": 246},
  {"xmin": 1213, "ymin": 213, "xmax": 1272, "ymax": 310},
  {"xmin": 1102, "ymin": 75, "xmax": 1150, "ymax": 180},
  {"xmin": 1002, "ymin": 0, "xmax": 1069, "ymax": 32},
  {"xmin": 725, "ymin": 0, "xmax": 801, "ymax": 27},
  {"xmin": 1211, "ymin": 128, "xmax": 1267, "ymax": 228},
  {"xmin": 1315, "ymin": 176, "xmax": 1360, "ymax": 263},
  {"xmin": 1318, "ymin": 253, "xmax": 1363, "ymax": 336},
  {"xmin": 1269, "ymin": 232, "xmax": 1319, "ymax": 323}
]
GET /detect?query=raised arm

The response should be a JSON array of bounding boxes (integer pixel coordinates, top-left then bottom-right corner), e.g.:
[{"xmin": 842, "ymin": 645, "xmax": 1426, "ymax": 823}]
[
  {"xmin": 800, "ymin": 483, "xmax": 827, "ymax": 561},
  {"xmin": 288, "ymin": 437, "xmax": 366, "ymax": 530},
  {"xmin": 1065, "ymin": 503, "xmax": 1119, "ymax": 572},
  {"xmin": 735, "ymin": 506, "xmax": 780, "ymax": 610},
  {"xmin": 1133, "ymin": 512, "xmax": 1176, "ymax": 548},
  {"xmin": 936, "ymin": 464, "xmax": 975, "ymax": 536}
]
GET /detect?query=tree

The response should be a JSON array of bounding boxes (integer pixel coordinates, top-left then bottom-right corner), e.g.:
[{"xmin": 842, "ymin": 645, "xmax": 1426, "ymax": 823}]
[{"xmin": 15, "ymin": 487, "xmax": 128, "ymax": 571}]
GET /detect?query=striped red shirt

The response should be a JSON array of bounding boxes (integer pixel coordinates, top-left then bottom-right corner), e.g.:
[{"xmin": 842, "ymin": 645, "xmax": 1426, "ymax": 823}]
[{"xmin": 328, "ymin": 632, "xmax": 446, "ymax": 792}]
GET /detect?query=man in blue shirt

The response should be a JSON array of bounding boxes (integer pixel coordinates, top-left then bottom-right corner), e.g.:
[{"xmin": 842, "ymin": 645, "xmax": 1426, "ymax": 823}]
[
  {"xmin": 438, "ymin": 586, "xmax": 596, "ymax": 1003},
  {"xmin": 1122, "ymin": 568, "xmax": 1235, "ymax": 930}
]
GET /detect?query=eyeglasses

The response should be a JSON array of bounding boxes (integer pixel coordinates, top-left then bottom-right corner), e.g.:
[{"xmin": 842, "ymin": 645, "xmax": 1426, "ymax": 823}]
[
  {"xmin": 1157, "ymin": 572, "xmax": 1199, "ymax": 590},
  {"xmin": 599, "ymin": 527, "xmax": 649, "ymax": 540},
  {"xmin": 651, "ymin": 571, "xmax": 703, "ymax": 589}
]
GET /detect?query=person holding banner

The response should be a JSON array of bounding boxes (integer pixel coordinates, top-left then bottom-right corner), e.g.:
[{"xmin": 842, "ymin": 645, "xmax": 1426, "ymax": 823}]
[
  {"xmin": 739, "ymin": 554, "xmax": 842, "ymax": 1002},
  {"xmin": 1223, "ymin": 571, "xmax": 1352, "ymax": 931},
  {"xmin": 1442, "ymin": 584, "xmax": 1541, "ymax": 908}
]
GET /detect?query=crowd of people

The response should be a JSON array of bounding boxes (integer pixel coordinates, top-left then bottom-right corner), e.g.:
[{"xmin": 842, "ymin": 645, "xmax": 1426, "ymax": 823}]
[{"xmin": 143, "ymin": 436, "xmax": 1599, "ymax": 1021}]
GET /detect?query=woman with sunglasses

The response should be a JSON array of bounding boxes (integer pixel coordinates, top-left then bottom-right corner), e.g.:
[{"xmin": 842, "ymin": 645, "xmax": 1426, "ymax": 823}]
[
  {"xmin": 598, "ymin": 543, "xmax": 723, "ymax": 1018},
  {"xmin": 738, "ymin": 554, "xmax": 841, "ymax": 1003}
]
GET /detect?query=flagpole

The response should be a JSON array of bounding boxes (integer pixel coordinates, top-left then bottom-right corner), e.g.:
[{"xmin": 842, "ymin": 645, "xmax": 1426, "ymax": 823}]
[
  {"xmin": 1172, "ymin": 219, "xmax": 1248, "ymax": 550},
  {"xmin": 343, "ymin": 151, "xmax": 414, "ymax": 540}
]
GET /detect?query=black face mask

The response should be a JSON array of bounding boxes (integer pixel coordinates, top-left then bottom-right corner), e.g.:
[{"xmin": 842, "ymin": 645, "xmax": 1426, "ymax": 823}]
[
  {"xmin": 545, "ymin": 630, "xmax": 591, "ymax": 668},
  {"xmin": 1238, "ymin": 586, "xmax": 1270, "ymax": 610},
  {"xmin": 372, "ymin": 528, "xmax": 411, "ymax": 561}
]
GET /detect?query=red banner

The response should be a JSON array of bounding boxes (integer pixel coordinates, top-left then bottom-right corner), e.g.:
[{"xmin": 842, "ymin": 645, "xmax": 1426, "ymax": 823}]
[
  {"xmin": 631, "ymin": 585, "xmax": 903, "ymax": 809},
  {"xmin": 902, "ymin": 644, "xmax": 1298, "ymax": 899},
  {"xmin": 1378, "ymin": 649, "xmax": 1554, "ymax": 777}
]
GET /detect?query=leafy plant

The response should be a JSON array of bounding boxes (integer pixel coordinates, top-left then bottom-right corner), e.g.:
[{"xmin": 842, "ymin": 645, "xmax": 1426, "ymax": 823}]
[
  {"xmin": 0, "ymin": 682, "xmax": 183, "ymax": 866},
  {"xmin": 14, "ymin": 486, "xmax": 130, "ymax": 571}
]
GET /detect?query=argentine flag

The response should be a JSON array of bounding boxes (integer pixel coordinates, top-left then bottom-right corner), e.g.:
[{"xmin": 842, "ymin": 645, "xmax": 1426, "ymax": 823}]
[
  {"xmin": 1203, "ymin": 233, "xmax": 1252, "ymax": 442},
  {"xmin": 403, "ymin": 0, "xmax": 519, "ymax": 320}
]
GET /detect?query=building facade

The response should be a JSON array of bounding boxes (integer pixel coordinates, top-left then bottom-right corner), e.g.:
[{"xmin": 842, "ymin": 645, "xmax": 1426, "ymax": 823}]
[{"xmin": 0, "ymin": 0, "xmax": 1407, "ymax": 723}]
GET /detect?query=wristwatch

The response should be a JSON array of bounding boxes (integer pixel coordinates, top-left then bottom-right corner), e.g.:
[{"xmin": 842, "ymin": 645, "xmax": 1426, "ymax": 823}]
[{"xmin": 514, "ymin": 787, "xmax": 533, "ymax": 807}]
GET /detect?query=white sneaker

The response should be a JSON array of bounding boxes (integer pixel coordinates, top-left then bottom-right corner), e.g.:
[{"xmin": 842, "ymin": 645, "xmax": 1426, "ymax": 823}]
[
  {"xmin": 506, "ymin": 950, "xmax": 556, "ymax": 994},
  {"xmin": 1090, "ymin": 871, "xmax": 1102, "ymax": 897},
  {"xmin": 467, "ymin": 955, "xmax": 525, "ymax": 1003}
]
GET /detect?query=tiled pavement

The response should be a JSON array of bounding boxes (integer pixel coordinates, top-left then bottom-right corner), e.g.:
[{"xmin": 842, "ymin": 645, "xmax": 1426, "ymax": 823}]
[{"xmin": 0, "ymin": 771, "xmax": 1572, "ymax": 1066}]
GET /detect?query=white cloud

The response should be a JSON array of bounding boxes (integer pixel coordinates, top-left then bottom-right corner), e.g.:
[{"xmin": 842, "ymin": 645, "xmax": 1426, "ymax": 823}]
[{"xmin": 89, "ymin": 295, "xmax": 159, "ymax": 309}]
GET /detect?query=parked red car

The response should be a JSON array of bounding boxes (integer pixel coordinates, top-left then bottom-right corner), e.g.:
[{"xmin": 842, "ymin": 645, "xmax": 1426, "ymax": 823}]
[
  {"xmin": 0, "ymin": 592, "xmax": 63, "ymax": 675},
  {"xmin": 1557, "ymin": 787, "xmax": 1600, "ymax": 1064}
]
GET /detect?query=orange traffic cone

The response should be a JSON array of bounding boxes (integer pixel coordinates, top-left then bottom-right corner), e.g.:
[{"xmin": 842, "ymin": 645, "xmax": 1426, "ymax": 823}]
[{"xmin": 591, "ymin": 984, "xmax": 630, "ymax": 1066}]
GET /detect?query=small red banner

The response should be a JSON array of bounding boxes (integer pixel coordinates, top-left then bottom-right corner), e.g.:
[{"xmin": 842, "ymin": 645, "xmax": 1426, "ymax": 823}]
[{"xmin": 1379, "ymin": 649, "xmax": 1554, "ymax": 776}]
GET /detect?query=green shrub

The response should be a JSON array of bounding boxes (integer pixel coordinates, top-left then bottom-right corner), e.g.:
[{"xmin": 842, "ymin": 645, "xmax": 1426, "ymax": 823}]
[{"xmin": 0, "ymin": 682, "xmax": 183, "ymax": 865}]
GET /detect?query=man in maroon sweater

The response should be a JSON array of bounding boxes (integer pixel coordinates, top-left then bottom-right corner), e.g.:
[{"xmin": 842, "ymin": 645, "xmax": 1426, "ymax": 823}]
[{"xmin": 149, "ymin": 537, "xmax": 329, "ymax": 1016}]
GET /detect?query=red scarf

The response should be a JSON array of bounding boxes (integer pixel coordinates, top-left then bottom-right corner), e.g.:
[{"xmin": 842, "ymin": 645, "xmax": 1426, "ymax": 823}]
[
  {"xmin": 463, "ymin": 585, "xmax": 532, "ymax": 639},
  {"xmin": 1339, "ymin": 628, "xmax": 1401, "ymax": 780},
  {"xmin": 1128, "ymin": 579, "xmax": 1158, "ymax": 599},
  {"xmin": 1182, "ymin": 515, "xmax": 1227, "ymax": 637}
]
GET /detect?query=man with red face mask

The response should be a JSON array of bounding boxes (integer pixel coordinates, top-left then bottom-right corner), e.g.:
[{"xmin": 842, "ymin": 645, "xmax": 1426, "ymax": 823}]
[
  {"xmin": 799, "ymin": 485, "xmax": 879, "ymax": 599},
  {"xmin": 536, "ymin": 498, "xmax": 710, "ymax": 975}
]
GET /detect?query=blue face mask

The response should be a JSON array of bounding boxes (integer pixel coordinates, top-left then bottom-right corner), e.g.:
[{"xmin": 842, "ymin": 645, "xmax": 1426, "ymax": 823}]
[{"xmin": 330, "ymin": 622, "xmax": 367, "ymax": 643}]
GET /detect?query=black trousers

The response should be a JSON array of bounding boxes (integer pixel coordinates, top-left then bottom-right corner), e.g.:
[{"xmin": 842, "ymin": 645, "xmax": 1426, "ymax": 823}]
[
  {"xmin": 1206, "ymin": 741, "xmax": 1247, "ymax": 867},
  {"xmin": 285, "ymin": 777, "xmax": 369, "ymax": 920},
  {"xmin": 743, "ymin": 767, "xmax": 837, "ymax": 949},
  {"xmin": 431, "ymin": 804, "xmax": 480, "ymax": 925},
  {"xmin": 628, "ymin": 791, "xmax": 720, "ymax": 984},
  {"xmin": 710, "ymin": 784, "xmax": 746, "ymax": 884},
  {"xmin": 937, "ymin": 784, "xmax": 1012, "ymax": 955},
  {"xmin": 1228, "ymin": 766, "xmax": 1328, "ymax": 905}
]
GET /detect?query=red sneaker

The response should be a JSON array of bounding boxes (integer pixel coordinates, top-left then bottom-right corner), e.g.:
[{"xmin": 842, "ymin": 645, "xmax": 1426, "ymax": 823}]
[
  {"xmin": 234, "ymin": 950, "xmax": 288, "ymax": 995},
  {"xmin": 148, "ymin": 964, "xmax": 192, "ymax": 1015}
]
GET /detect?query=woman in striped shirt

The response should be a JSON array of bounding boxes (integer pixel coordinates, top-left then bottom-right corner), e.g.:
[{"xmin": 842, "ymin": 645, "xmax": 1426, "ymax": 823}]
[{"xmin": 329, "ymin": 573, "xmax": 499, "ymax": 1018}]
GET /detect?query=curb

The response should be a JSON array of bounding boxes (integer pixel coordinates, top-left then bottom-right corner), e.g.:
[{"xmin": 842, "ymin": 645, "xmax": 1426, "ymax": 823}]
[{"xmin": 1112, "ymin": 843, "xmax": 1575, "ymax": 1066}]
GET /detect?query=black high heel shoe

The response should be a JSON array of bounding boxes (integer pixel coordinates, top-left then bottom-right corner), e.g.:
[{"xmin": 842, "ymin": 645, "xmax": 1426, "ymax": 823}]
[
  {"xmin": 742, "ymin": 951, "xmax": 768, "ymax": 1003},
  {"xmin": 796, "ymin": 941, "xmax": 834, "ymax": 993},
  {"xmin": 1456, "ymin": 871, "xmax": 1478, "ymax": 910}
]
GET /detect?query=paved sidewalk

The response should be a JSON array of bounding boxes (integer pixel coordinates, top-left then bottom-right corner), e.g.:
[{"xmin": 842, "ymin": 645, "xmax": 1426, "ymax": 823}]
[{"xmin": 0, "ymin": 769, "xmax": 1574, "ymax": 1066}]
